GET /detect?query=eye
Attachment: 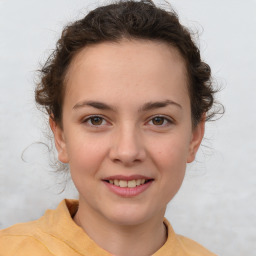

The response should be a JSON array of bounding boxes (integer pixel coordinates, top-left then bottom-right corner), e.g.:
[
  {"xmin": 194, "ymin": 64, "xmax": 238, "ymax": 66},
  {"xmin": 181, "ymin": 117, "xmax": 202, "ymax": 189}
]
[
  {"xmin": 83, "ymin": 116, "xmax": 107, "ymax": 126},
  {"xmin": 148, "ymin": 116, "xmax": 172, "ymax": 126}
]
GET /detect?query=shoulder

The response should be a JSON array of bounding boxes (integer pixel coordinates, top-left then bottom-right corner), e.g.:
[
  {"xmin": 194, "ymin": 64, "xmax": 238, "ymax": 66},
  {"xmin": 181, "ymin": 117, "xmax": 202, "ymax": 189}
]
[
  {"xmin": 158, "ymin": 218, "xmax": 218, "ymax": 256},
  {"xmin": 175, "ymin": 234, "xmax": 217, "ymax": 256},
  {"xmin": 0, "ymin": 199, "xmax": 81, "ymax": 256},
  {"xmin": 0, "ymin": 221, "xmax": 54, "ymax": 255}
]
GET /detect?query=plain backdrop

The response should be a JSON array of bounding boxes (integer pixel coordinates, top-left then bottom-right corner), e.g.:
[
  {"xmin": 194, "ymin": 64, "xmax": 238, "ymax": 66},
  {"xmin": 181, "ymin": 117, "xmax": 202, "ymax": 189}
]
[{"xmin": 0, "ymin": 0, "xmax": 256, "ymax": 255}]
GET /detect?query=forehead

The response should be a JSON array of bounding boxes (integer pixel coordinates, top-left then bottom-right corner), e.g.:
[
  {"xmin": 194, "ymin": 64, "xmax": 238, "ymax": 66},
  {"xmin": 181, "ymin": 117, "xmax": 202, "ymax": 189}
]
[
  {"xmin": 64, "ymin": 39, "xmax": 189, "ymax": 107},
  {"xmin": 66, "ymin": 39, "xmax": 187, "ymax": 81}
]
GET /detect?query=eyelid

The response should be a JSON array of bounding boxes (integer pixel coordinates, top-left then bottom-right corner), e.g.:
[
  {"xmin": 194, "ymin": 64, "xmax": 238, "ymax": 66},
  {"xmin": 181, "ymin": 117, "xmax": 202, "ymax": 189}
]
[
  {"xmin": 146, "ymin": 115, "xmax": 174, "ymax": 126},
  {"xmin": 82, "ymin": 114, "xmax": 110, "ymax": 126}
]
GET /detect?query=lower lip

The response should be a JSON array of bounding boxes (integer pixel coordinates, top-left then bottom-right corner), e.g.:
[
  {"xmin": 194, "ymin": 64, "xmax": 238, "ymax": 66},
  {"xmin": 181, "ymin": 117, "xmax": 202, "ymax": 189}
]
[{"xmin": 104, "ymin": 181, "xmax": 153, "ymax": 197}]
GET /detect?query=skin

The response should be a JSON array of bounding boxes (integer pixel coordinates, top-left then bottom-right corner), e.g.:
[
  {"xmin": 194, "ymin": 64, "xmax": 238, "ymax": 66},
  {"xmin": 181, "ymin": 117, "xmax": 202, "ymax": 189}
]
[{"xmin": 50, "ymin": 39, "xmax": 205, "ymax": 256}]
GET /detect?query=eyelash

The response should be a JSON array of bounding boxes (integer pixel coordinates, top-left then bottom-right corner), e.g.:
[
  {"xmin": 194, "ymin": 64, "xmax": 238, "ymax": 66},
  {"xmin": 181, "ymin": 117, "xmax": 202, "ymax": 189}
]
[
  {"xmin": 82, "ymin": 115, "xmax": 173, "ymax": 127},
  {"xmin": 147, "ymin": 115, "xmax": 173, "ymax": 127},
  {"xmin": 82, "ymin": 115, "xmax": 108, "ymax": 127}
]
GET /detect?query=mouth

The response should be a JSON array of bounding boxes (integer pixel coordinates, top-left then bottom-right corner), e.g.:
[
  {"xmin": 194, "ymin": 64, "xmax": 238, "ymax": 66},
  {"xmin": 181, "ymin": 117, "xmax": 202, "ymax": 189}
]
[
  {"xmin": 103, "ymin": 179, "xmax": 153, "ymax": 188},
  {"xmin": 102, "ymin": 175, "xmax": 154, "ymax": 197}
]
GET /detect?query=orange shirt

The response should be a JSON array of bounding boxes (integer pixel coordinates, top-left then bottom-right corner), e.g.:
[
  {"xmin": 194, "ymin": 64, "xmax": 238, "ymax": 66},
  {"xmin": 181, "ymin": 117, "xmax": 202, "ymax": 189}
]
[{"xmin": 0, "ymin": 199, "xmax": 217, "ymax": 256}]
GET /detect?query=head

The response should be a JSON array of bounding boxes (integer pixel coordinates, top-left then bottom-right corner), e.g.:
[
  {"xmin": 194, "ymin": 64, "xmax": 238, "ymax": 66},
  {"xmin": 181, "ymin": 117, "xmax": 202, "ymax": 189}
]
[
  {"xmin": 35, "ymin": 0, "xmax": 220, "ymax": 225},
  {"xmin": 36, "ymin": 0, "xmax": 215, "ymax": 129}
]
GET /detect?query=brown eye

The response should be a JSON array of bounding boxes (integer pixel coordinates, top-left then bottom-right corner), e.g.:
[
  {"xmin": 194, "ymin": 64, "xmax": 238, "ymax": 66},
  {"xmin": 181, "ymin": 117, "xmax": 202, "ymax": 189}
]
[
  {"xmin": 88, "ymin": 116, "xmax": 104, "ymax": 126},
  {"xmin": 152, "ymin": 117, "xmax": 165, "ymax": 125}
]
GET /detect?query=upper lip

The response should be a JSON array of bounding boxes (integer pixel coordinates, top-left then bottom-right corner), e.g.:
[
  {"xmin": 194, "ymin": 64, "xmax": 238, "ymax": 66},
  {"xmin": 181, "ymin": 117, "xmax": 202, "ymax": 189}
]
[{"xmin": 103, "ymin": 175, "xmax": 153, "ymax": 181}]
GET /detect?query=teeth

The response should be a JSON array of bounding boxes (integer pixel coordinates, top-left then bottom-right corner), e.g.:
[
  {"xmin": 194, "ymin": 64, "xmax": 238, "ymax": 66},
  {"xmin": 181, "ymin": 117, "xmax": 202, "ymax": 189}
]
[
  {"xmin": 108, "ymin": 179, "xmax": 149, "ymax": 187},
  {"xmin": 128, "ymin": 180, "xmax": 136, "ymax": 188},
  {"xmin": 136, "ymin": 179, "xmax": 141, "ymax": 185},
  {"xmin": 119, "ymin": 180, "xmax": 128, "ymax": 187}
]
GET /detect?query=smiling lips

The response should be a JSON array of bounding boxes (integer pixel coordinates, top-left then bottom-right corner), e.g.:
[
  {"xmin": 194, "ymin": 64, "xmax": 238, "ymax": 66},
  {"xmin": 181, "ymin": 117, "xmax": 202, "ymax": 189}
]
[
  {"xmin": 103, "ymin": 175, "xmax": 154, "ymax": 197},
  {"xmin": 108, "ymin": 179, "xmax": 146, "ymax": 188}
]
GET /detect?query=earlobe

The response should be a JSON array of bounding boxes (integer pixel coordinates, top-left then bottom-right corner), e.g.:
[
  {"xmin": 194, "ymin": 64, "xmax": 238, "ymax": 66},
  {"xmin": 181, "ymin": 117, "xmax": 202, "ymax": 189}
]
[
  {"xmin": 187, "ymin": 119, "xmax": 205, "ymax": 163},
  {"xmin": 49, "ymin": 117, "xmax": 69, "ymax": 163}
]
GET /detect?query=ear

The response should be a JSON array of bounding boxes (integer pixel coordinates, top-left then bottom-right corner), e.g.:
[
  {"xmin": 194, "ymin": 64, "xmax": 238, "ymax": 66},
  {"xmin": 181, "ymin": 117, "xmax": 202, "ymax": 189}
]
[
  {"xmin": 49, "ymin": 117, "xmax": 69, "ymax": 163},
  {"xmin": 187, "ymin": 117, "xmax": 205, "ymax": 163}
]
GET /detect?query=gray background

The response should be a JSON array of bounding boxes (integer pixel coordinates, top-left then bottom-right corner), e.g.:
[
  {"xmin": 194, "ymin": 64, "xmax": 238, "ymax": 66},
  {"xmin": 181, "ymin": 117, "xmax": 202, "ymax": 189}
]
[{"xmin": 0, "ymin": 0, "xmax": 256, "ymax": 255}]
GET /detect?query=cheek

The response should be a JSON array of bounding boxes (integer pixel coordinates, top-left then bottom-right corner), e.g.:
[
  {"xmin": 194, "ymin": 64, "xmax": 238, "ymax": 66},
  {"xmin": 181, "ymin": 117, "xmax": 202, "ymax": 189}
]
[
  {"xmin": 149, "ymin": 134, "xmax": 190, "ymax": 171},
  {"xmin": 147, "ymin": 134, "xmax": 190, "ymax": 201},
  {"xmin": 66, "ymin": 134, "xmax": 109, "ymax": 177}
]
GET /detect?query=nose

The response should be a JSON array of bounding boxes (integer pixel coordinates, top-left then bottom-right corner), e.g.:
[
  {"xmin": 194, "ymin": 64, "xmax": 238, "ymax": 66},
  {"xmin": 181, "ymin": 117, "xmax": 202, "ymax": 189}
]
[{"xmin": 109, "ymin": 125, "xmax": 146, "ymax": 166}]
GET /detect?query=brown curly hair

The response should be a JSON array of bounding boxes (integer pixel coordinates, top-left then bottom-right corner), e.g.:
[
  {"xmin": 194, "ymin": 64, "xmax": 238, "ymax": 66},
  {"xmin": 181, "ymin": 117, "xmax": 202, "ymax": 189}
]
[{"xmin": 35, "ymin": 0, "xmax": 221, "ymax": 128}]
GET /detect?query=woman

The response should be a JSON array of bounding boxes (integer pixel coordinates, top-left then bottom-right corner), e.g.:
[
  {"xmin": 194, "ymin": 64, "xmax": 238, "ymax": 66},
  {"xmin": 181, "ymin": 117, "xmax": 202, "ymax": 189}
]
[{"xmin": 0, "ymin": 1, "xmax": 220, "ymax": 255}]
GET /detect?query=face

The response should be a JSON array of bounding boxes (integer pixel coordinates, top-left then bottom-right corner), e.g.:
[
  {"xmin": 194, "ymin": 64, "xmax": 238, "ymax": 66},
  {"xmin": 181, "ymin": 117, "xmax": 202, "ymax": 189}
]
[{"xmin": 51, "ymin": 40, "xmax": 204, "ymax": 226}]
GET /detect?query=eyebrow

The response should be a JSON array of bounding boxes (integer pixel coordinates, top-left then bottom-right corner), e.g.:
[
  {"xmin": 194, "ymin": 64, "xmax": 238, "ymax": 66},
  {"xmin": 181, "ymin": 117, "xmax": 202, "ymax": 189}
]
[
  {"xmin": 73, "ymin": 101, "xmax": 115, "ymax": 111},
  {"xmin": 73, "ymin": 99, "xmax": 182, "ymax": 112},
  {"xmin": 140, "ymin": 100, "xmax": 182, "ymax": 111}
]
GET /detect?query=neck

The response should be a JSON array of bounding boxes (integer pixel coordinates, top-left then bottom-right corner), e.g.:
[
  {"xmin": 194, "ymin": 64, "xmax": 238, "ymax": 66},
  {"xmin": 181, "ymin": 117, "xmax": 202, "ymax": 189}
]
[{"xmin": 73, "ymin": 198, "xmax": 167, "ymax": 256}]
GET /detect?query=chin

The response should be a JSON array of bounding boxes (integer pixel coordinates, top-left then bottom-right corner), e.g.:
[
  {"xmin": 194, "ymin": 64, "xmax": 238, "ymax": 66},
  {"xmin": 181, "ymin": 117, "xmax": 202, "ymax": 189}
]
[{"xmin": 103, "ymin": 203, "xmax": 160, "ymax": 227}]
